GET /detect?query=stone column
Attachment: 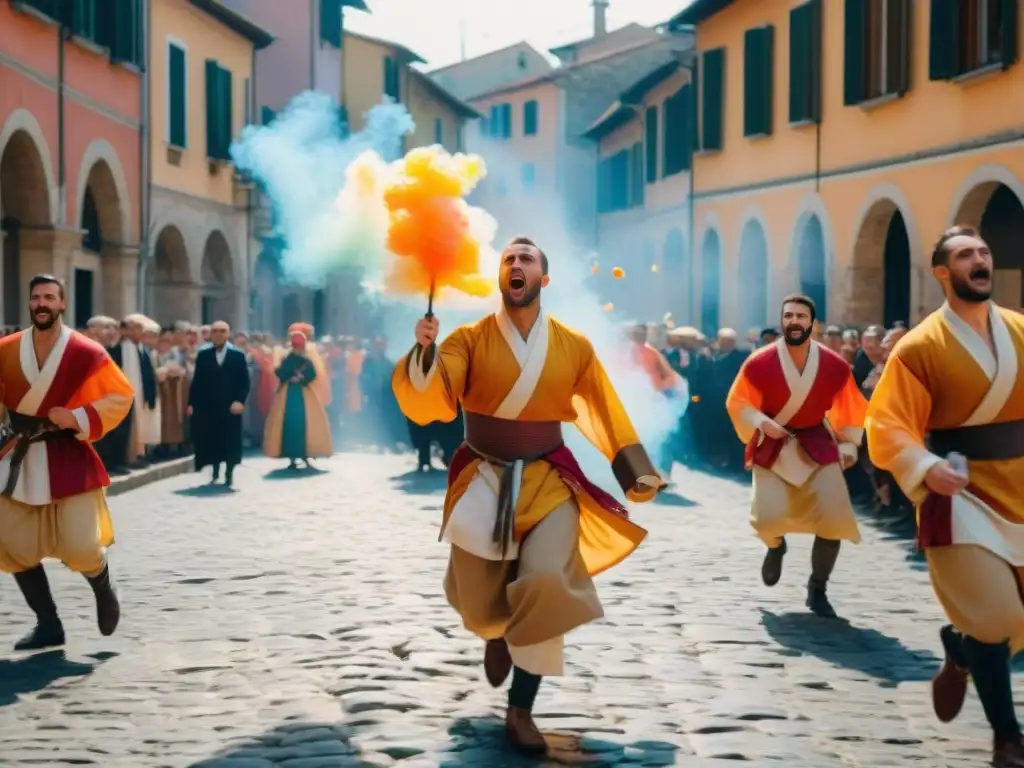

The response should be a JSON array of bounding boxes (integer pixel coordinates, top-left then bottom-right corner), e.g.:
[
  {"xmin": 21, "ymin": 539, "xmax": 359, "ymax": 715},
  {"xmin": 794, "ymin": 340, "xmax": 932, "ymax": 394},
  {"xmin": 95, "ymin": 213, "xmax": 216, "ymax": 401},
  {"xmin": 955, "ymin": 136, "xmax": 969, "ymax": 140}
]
[
  {"xmin": 840, "ymin": 265, "xmax": 886, "ymax": 326},
  {"xmin": 100, "ymin": 245, "xmax": 140, "ymax": 320},
  {"xmin": 17, "ymin": 226, "xmax": 84, "ymax": 326}
]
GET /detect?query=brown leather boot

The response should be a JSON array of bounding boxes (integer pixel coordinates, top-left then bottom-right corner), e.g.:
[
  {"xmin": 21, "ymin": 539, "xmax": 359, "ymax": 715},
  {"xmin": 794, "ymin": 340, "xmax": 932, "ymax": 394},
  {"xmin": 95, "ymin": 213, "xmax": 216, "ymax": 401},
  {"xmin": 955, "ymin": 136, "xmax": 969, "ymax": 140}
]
[
  {"xmin": 933, "ymin": 625, "xmax": 969, "ymax": 723},
  {"xmin": 993, "ymin": 734, "xmax": 1024, "ymax": 767},
  {"xmin": 484, "ymin": 638, "xmax": 512, "ymax": 687},
  {"xmin": 506, "ymin": 705, "xmax": 547, "ymax": 754}
]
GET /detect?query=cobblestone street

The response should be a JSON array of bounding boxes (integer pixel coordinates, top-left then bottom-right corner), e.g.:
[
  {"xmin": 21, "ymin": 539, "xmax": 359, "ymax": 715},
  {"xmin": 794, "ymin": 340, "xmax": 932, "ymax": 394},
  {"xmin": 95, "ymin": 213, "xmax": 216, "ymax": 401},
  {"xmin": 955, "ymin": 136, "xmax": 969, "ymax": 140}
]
[{"xmin": 0, "ymin": 452, "xmax": 1008, "ymax": 766}]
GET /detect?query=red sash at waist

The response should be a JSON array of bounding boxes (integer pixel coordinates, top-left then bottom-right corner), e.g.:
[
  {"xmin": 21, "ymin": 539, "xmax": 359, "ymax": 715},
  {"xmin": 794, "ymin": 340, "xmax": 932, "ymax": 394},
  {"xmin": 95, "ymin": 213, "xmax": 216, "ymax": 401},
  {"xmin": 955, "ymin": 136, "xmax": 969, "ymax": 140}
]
[{"xmin": 745, "ymin": 423, "xmax": 839, "ymax": 470}]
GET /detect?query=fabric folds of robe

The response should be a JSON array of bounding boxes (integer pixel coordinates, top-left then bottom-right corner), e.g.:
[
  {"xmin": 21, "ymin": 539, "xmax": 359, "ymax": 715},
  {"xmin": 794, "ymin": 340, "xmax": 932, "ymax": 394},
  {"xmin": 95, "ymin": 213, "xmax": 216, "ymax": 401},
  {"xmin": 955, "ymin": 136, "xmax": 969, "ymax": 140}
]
[{"xmin": 263, "ymin": 352, "xmax": 333, "ymax": 459}]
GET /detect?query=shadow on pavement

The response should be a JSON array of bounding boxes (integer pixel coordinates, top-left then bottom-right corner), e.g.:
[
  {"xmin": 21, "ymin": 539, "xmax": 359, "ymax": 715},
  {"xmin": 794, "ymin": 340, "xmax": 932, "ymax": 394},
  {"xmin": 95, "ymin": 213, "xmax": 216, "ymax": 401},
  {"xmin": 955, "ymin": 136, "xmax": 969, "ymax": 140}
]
[
  {"xmin": 390, "ymin": 468, "xmax": 449, "ymax": 495},
  {"xmin": 262, "ymin": 465, "xmax": 330, "ymax": 481},
  {"xmin": 189, "ymin": 720, "xmax": 358, "ymax": 767},
  {"xmin": 172, "ymin": 483, "xmax": 237, "ymax": 497},
  {"xmin": 759, "ymin": 610, "xmax": 939, "ymax": 684},
  {"xmin": 653, "ymin": 490, "xmax": 697, "ymax": 508},
  {"xmin": 440, "ymin": 716, "xmax": 678, "ymax": 766},
  {"xmin": 0, "ymin": 650, "xmax": 109, "ymax": 707}
]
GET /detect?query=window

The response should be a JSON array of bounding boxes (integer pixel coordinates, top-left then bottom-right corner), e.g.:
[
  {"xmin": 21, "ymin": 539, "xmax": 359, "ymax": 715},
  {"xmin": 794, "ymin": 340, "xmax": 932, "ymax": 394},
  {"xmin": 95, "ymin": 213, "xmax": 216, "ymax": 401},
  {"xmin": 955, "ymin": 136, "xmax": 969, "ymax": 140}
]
[
  {"xmin": 489, "ymin": 103, "xmax": 511, "ymax": 139},
  {"xmin": 434, "ymin": 117, "xmax": 443, "ymax": 145},
  {"xmin": 261, "ymin": 106, "xmax": 277, "ymax": 125},
  {"xmin": 517, "ymin": 52, "xmax": 528, "ymax": 69},
  {"xmin": 930, "ymin": 0, "xmax": 1018, "ymax": 79},
  {"xmin": 789, "ymin": 0, "xmax": 822, "ymax": 123},
  {"xmin": 644, "ymin": 106, "xmax": 658, "ymax": 183},
  {"xmin": 479, "ymin": 116, "xmax": 489, "ymax": 137},
  {"xmin": 700, "ymin": 48, "xmax": 725, "ymax": 151},
  {"xmin": 383, "ymin": 57, "xmax": 401, "ymax": 101},
  {"xmin": 629, "ymin": 142, "xmax": 644, "ymax": 207},
  {"xmin": 743, "ymin": 26, "xmax": 774, "ymax": 137},
  {"xmin": 96, "ymin": 0, "xmax": 143, "ymax": 68},
  {"xmin": 167, "ymin": 41, "xmax": 188, "ymax": 148},
  {"xmin": 205, "ymin": 60, "xmax": 233, "ymax": 161},
  {"xmin": 320, "ymin": 0, "xmax": 343, "ymax": 48},
  {"xmin": 72, "ymin": 0, "xmax": 95, "ymax": 39},
  {"xmin": 521, "ymin": 163, "xmax": 536, "ymax": 194},
  {"xmin": 523, "ymin": 100, "xmax": 539, "ymax": 135},
  {"xmin": 662, "ymin": 85, "xmax": 693, "ymax": 177},
  {"xmin": 338, "ymin": 104, "xmax": 349, "ymax": 136},
  {"xmin": 597, "ymin": 151, "xmax": 631, "ymax": 213},
  {"xmin": 244, "ymin": 78, "xmax": 251, "ymax": 124},
  {"xmin": 500, "ymin": 103, "xmax": 512, "ymax": 138},
  {"xmin": 844, "ymin": 0, "xmax": 910, "ymax": 105}
]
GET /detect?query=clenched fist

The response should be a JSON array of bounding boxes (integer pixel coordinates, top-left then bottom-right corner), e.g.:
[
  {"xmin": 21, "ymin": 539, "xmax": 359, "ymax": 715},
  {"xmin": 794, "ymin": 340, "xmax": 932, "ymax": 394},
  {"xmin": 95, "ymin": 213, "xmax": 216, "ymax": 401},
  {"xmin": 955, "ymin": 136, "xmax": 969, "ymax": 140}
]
[{"xmin": 416, "ymin": 316, "xmax": 440, "ymax": 347}]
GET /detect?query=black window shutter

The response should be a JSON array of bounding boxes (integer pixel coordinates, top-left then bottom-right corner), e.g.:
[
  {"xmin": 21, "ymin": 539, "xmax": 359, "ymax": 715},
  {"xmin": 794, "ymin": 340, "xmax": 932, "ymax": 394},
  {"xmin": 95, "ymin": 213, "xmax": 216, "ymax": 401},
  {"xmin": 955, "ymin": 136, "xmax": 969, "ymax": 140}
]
[
  {"xmin": 807, "ymin": 0, "xmax": 822, "ymax": 120},
  {"xmin": 889, "ymin": 0, "xmax": 912, "ymax": 95},
  {"xmin": 631, "ymin": 142, "xmax": 644, "ymax": 205},
  {"xmin": 746, "ymin": 25, "xmax": 774, "ymax": 136},
  {"xmin": 501, "ymin": 104, "xmax": 512, "ymax": 138},
  {"xmin": 790, "ymin": 1, "xmax": 821, "ymax": 122},
  {"xmin": 645, "ymin": 105, "xmax": 658, "ymax": 183},
  {"xmin": 169, "ymin": 45, "xmax": 187, "ymax": 148},
  {"xmin": 1001, "ymin": 0, "xmax": 1019, "ymax": 69},
  {"xmin": 489, "ymin": 106, "xmax": 499, "ymax": 137},
  {"xmin": 205, "ymin": 59, "xmax": 221, "ymax": 159},
  {"xmin": 701, "ymin": 48, "xmax": 725, "ymax": 151},
  {"xmin": 661, "ymin": 94, "xmax": 674, "ymax": 177},
  {"xmin": 220, "ymin": 66, "xmax": 234, "ymax": 161},
  {"xmin": 679, "ymin": 84, "xmax": 693, "ymax": 170},
  {"xmin": 843, "ymin": 0, "xmax": 866, "ymax": 105},
  {"xmin": 928, "ymin": 0, "xmax": 959, "ymax": 80}
]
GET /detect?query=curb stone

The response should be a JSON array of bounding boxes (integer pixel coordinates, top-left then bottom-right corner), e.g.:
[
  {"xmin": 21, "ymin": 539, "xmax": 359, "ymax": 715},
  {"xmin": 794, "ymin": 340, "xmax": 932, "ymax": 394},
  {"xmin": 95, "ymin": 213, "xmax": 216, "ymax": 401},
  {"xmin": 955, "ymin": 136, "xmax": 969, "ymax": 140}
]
[{"xmin": 107, "ymin": 456, "xmax": 193, "ymax": 497}]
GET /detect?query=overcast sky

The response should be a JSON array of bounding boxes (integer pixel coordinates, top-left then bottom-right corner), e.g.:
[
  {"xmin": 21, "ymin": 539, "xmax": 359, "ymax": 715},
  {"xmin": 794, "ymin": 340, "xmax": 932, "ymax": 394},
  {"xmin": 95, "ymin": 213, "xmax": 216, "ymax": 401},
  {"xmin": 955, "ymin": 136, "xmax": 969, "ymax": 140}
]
[{"xmin": 346, "ymin": 0, "xmax": 691, "ymax": 69}]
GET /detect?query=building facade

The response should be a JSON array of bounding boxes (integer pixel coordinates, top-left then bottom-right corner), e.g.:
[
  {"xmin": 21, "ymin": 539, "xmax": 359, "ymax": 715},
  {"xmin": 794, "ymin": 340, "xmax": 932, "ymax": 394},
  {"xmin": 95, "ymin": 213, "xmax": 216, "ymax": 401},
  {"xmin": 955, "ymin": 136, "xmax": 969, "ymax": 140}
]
[
  {"xmin": 428, "ymin": 42, "xmax": 553, "ymax": 103},
  {"xmin": 219, "ymin": 0, "xmax": 368, "ymax": 335},
  {"xmin": 588, "ymin": 59, "xmax": 693, "ymax": 322},
  {"xmin": 147, "ymin": 0, "xmax": 273, "ymax": 329},
  {"xmin": 671, "ymin": 0, "xmax": 1024, "ymax": 335},
  {"xmin": 0, "ymin": 0, "xmax": 144, "ymax": 330}
]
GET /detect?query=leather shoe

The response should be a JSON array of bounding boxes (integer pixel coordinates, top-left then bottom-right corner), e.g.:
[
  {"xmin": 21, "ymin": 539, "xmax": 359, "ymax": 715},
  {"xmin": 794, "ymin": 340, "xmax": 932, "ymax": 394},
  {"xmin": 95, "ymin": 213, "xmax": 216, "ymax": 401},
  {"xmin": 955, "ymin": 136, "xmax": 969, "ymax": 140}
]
[{"xmin": 506, "ymin": 706, "xmax": 547, "ymax": 754}]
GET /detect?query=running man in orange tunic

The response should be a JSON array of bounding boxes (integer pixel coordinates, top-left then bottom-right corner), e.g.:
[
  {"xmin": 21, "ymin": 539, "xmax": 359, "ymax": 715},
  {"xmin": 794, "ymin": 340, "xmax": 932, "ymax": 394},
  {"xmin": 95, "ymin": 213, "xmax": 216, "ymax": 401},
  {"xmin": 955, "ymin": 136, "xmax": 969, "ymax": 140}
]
[
  {"xmin": 726, "ymin": 294, "xmax": 867, "ymax": 618},
  {"xmin": 392, "ymin": 236, "xmax": 664, "ymax": 753},
  {"xmin": 0, "ymin": 274, "xmax": 134, "ymax": 650},
  {"xmin": 867, "ymin": 227, "xmax": 1024, "ymax": 766}
]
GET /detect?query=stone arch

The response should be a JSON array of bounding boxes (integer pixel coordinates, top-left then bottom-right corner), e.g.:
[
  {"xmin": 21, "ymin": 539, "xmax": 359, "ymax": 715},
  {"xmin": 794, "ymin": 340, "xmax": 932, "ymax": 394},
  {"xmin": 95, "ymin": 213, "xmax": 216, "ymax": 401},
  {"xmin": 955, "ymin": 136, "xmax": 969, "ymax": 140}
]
[
  {"xmin": 662, "ymin": 227, "xmax": 688, "ymax": 322},
  {"xmin": 737, "ymin": 217, "xmax": 770, "ymax": 332},
  {"xmin": 786, "ymin": 193, "xmax": 836, "ymax": 320},
  {"xmin": 200, "ymin": 229, "xmax": 238, "ymax": 325},
  {"xmin": 848, "ymin": 184, "xmax": 920, "ymax": 326},
  {"xmin": 76, "ymin": 139, "xmax": 131, "ymax": 246},
  {"xmin": 149, "ymin": 225, "xmax": 193, "ymax": 325},
  {"xmin": 0, "ymin": 114, "xmax": 55, "ymax": 327},
  {"xmin": 949, "ymin": 165, "xmax": 1024, "ymax": 308},
  {"xmin": 0, "ymin": 108, "xmax": 56, "ymax": 226},
  {"xmin": 700, "ymin": 227, "xmax": 722, "ymax": 336}
]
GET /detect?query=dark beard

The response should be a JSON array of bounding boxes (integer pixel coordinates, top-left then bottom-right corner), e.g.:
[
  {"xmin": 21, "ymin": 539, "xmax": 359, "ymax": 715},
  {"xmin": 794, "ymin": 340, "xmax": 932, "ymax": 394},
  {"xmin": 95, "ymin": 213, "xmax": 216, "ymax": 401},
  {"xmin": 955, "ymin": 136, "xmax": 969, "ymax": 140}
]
[
  {"xmin": 501, "ymin": 281, "xmax": 541, "ymax": 308},
  {"xmin": 951, "ymin": 274, "xmax": 992, "ymax": 303},
  {"xmin": 32, "ymin": 311, "xmax": 57, "ymax": 331},
  {"xmin": 783, "ymin": 325, "xmax": 812, "ymax": 347}
]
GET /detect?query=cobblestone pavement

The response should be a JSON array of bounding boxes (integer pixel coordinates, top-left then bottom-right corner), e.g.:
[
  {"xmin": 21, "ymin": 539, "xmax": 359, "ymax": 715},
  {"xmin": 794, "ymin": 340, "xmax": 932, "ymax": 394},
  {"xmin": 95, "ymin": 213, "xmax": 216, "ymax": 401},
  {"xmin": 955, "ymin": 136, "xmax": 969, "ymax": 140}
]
[{"xmin": 0, "ymin": 453, "xmax": 1009, "ymax": 766}]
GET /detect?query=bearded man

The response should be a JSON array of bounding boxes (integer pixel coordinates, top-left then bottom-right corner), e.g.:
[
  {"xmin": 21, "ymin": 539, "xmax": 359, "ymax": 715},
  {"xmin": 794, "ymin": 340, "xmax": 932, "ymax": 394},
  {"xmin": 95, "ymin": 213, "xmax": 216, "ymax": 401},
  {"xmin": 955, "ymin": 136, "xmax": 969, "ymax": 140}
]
[
  {"xmin": 391, "ymin": 236, "xmax": 664, "ymax": 754},
  {"xmin": 725, "ymin": 293, "xmax": 868, "ymax": 618},
  {"xmin": 0, "ymin": 274, "xmax": 134, "ymax": 650},
  {"xmin": 867, "ymin": 227, "xmax": 1024, "ymax": 766}
]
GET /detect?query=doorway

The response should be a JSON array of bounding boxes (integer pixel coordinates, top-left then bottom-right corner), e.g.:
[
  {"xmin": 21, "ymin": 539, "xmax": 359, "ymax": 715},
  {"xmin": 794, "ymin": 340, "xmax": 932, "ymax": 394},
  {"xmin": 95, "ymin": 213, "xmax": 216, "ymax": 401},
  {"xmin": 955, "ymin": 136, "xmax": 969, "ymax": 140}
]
[{"xmin": 74, "ymin": 268, "xmax": 94, "ymax": 329}]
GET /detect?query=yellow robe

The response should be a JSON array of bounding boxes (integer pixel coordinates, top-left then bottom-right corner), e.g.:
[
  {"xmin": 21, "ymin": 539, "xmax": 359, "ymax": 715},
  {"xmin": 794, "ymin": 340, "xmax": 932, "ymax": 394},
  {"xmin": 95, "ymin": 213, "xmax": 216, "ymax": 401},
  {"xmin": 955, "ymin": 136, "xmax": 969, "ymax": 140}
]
[
  {"xmin": 392, "ymin": 311, "xmax": 655, "ymax": 577},
  {"xmin": 866, "ymin": 302, "xmax": 1024, "ymax": 645}
]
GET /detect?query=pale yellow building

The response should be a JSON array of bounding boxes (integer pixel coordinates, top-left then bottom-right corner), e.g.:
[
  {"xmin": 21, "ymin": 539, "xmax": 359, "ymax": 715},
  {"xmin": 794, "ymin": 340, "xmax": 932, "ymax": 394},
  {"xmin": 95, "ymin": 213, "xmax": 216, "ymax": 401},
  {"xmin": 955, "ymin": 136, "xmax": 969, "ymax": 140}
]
[{"xmin": 147, "ymin": 0, "xmax": 273, "ymax": 328}]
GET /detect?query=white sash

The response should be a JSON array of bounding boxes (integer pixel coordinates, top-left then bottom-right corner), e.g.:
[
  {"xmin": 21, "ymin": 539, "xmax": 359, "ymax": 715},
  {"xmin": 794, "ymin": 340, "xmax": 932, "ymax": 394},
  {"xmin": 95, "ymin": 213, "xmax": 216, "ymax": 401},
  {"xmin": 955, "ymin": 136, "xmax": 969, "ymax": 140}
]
[
  {"xmin": 936, "ymin": 302, "xmax": 1024, "ymax": 562},
  {"xmin": 765, "ymin": 340, "xmax": 821, "ymax": 488},
  {"xmin": 444, "ymin": 310, "xmax": 551, "ymax": 561}
]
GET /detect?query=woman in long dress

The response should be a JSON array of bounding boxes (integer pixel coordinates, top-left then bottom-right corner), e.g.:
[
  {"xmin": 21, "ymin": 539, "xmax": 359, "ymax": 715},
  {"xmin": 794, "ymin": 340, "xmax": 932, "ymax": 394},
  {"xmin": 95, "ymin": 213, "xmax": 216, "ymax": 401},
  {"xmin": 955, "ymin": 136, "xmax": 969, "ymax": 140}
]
[{"xmin": 154, "ymin": 330, "xmax": 188, "ymax": 455}]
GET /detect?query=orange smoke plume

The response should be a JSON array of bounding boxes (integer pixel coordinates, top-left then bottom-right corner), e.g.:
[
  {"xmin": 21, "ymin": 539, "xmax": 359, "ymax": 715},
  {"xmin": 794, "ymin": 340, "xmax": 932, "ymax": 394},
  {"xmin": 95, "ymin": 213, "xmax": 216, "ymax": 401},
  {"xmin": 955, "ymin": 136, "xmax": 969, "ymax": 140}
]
[{"xmin": 382, "ymin": 146, "xmax": 495, "ymax": 303}]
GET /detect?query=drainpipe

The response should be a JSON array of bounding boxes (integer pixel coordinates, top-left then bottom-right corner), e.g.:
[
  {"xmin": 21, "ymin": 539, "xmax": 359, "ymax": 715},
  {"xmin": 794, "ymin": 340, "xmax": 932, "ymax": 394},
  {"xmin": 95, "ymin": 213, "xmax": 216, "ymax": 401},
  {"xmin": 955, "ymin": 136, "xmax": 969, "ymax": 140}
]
[
  {"xmin": 137, "ymin": 0, "xmax": 152, "ymax": 313},
  {"xmin": 57, "ymin": 20, "xmax": 67, "ymax": 227},
  {"xmin": 247, "ymin": 51, "xmax": 257, "ymax": 330}
]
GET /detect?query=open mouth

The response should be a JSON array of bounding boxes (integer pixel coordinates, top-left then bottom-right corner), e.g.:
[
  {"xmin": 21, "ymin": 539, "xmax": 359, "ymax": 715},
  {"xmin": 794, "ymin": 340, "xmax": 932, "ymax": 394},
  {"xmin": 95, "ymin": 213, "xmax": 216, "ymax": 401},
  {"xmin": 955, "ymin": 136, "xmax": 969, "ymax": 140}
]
[
  {"xmin": 509, "ymin": 275, "xmax": 526, "ymax": 291},
  {"xmin": 970, "ymin": 269, "xmax": 991, "ymax": 281}
]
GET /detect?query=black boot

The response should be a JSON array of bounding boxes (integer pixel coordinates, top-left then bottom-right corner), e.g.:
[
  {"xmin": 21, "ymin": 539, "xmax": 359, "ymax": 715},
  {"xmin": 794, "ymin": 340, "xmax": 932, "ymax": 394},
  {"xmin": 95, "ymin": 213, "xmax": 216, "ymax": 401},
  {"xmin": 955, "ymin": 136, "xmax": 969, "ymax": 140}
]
[
  {"xmin": 761, "ymin": 537, "xmax": 787, "ymax": 586},
  {"xmin": 211, "ymin": 463, "xmax": 221, "ymax": 482},
  {"xmin": 85, "ymin": 565, "xmax": 120, "ymax": 637},
  {"xmin": 224, "ymin": 464, "xmax": 234, "ymax": 487},
  {"xmin": 806, "ymin": 536, "xmax": 841, "ymax": 618},
  {"xmin": 12, "ymin": 565, "xmax": 65, "ymax": 651}
]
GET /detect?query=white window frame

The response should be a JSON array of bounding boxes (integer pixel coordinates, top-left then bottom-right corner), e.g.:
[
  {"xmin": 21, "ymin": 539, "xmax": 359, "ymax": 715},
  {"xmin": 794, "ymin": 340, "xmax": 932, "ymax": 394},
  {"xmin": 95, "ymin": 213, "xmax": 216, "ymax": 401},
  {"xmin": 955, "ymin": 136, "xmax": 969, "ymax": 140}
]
[{"xmin": 166, "ymin": 36, "xmax": 189, "ymax": 148}]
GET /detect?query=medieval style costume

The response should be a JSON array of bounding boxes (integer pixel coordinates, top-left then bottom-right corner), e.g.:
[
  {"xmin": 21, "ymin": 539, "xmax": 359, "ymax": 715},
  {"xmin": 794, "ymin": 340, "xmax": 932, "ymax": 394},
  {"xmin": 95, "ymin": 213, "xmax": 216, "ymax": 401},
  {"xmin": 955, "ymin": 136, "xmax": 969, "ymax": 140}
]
[
  {"xmin": 392, "ymin": 308, "xmax": 662, "ymax": 752},
  {"xmin": 0, "ymin": 322, "xmax": 134, "ymax": 649},
  {"xmin": 189, "ymin": 341, "xmax": 250, "ymax": 486},
  {"xmin": 113, "ymin": 326, "xmax": 158, "ymax": 464},
  {"xmin": 154, "ymin": 342, "xmax": 187, "ymax": 451},
  {"xmin": 726, "ymin": 338, "xmax": 867, "ymax": 617},
  {"xmin": 264, "ymin": 331, "xmax": 333, "ymax": 467},
  {"xmin": 867, "ymin": 302, "xmax": 1024, "ymax": 764}
]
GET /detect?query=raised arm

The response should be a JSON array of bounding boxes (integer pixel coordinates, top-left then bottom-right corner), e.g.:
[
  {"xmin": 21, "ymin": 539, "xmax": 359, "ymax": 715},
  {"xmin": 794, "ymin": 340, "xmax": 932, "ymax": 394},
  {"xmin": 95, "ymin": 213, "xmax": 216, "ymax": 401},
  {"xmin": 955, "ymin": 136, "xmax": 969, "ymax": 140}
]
[{"xmin": 392, "ymin": 320, "xmax": 471, "ymax": 426}]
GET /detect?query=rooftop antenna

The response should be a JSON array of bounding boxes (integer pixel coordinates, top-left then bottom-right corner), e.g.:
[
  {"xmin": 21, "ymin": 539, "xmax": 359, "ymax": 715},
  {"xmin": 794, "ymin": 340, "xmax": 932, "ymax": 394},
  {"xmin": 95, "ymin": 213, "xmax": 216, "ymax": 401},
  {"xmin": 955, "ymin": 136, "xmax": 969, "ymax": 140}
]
[{"xmin": 459, "ymin": 13, "xmax": 467, "ymax": 60}]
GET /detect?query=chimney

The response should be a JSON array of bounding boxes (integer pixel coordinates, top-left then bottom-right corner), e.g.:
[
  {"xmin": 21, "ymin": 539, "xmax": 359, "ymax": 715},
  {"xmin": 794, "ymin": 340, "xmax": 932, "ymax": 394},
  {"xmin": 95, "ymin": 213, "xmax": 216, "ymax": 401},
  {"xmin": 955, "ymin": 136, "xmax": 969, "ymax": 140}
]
[{"xmin": 592, "ymin": 0, "xmax": 608, "ymax": 37}]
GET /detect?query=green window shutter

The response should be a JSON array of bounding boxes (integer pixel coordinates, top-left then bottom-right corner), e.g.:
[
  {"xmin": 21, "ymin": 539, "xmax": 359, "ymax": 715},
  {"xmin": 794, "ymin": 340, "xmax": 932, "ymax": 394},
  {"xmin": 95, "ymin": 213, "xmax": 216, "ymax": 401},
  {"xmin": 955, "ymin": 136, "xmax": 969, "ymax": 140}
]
[
  {"xmin": 597, "ymin": 158, "xmax": 608, "ymax": 213},
  {"xmin": 72, "ymin": 0, "xmax": 95, "ymax": 40},
  {"xmin": 1001, "ymin": 0, "xmax": 1019, "ymax": 69},
  {"xmin": 843, "ymin": 0, "xmax": 866, "ymax": 105},
  {"xmin": 110, "ymin": 0, "xmax": 140, "ymax": 67},
  {"xmin": 205, "ymin": 59, "xmax": 220, "ymax": 159},
  {"xmin": 261, "ymin": 106, "xmax": 276, "ymax": 125},
  {"xmin": 434, "ymin": 117, "xmax": 443, "ymax": 144},
  {"xmin": 338, "ymin": 104, "xmax": 349, "ymax": 136},
  {"xmin": 789, "ymin": 1, "xmax": 821, "ymax": 123},
  {"xmin": 501, "ymin": 103, "xmax": 512, "ymax": 138},
  {"xmin": 523, "ymin": 100, "xmax": 538, "ymax": 135},
  {"xmin": 661, "ymin": 94, "xmax": 674, "ymax": 177},
  {"xmin": 928, "ymin": 0, "xmax": 958, "ymax": 80},
  {"xmin": 889, "ymin": 0, "xmax": 912, "ymax": 95},
  {"xmin": 700, "ymin": 48, "xmax": 725, "ymax": 151},
  {"xmin": 680, "ymin": 84, "xmax": 693, "ymax": 170},
  {"xmin": 488, "ymin": 106, "xmax": 499, "ymax": 137},
  {"xmin": 383, "ymin": 57, "xmax": 392, "ymax": 99},
  {"xmin": 320, "ymin": 0, "xmax": 342, "ymax": 47},
  {"xmin": 219, "ymin": 66, "xmax": 233, "ymax": 161},
  {"xmin": 743, "ymin": 26, "xmax": 774, "ymax": 137},
  {"xmin": 631, "ymin": 142, "xmax": 644, "ymax": 206},
  {"xmin": 168, "ymin": 44, "xmax": 187, "ymax": 148},
  {"xmin": 645, "ymin": 105, "xmax": 658, "ymax": 183}
]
